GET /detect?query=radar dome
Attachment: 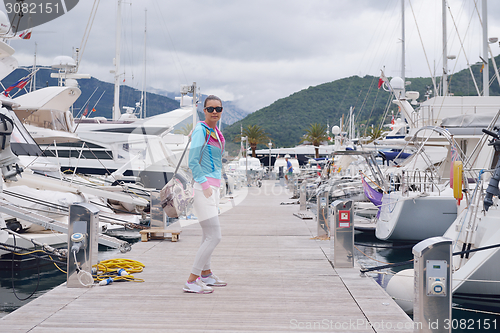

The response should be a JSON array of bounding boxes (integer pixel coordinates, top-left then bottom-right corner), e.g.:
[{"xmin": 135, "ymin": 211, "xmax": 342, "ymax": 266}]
[
  {"xmin": 331, "ymin": 125, "xmax": 340, "ymax": 135},
  {"xmin": 51, "ymin": 56, "xmax": 77, "ymax": 70},
  {"xmin": 390, "ymin": 77, "xmax": 404, "ymax": 90},
  {"xmin": 0, "ymin": 12, "xmax": 10, "ymax": 34},
  {"xmin": 390, "ymin": 77, "xmax": 405, "ymax": 98}
]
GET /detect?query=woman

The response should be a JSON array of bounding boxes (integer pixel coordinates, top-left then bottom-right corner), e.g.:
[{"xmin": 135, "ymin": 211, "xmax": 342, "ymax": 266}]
[{"xmin": 183, "ymin": 95, "xmax": 227, "ymax": 294}]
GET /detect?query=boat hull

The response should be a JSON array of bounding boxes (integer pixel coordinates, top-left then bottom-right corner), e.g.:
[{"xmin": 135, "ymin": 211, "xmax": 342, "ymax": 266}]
[{"xmin": 376, "ymin": 192, "xmax": 457, "ymax": 241}]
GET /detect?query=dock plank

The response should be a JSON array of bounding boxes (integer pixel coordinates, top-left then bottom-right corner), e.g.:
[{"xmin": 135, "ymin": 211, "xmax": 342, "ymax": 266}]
[{"xmin": 1, "ymin": 181, "xmax": 412, "ymax": 332}]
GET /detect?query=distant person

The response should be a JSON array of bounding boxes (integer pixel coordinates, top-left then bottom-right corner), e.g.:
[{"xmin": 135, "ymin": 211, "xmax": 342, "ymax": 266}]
[
  {"xmin": 183, "ymin": 95, "xmax": 227, "ymax": 294},
  {"xmin": 285, "ymin": 154, "xmax": 293, "ymax": 181}
]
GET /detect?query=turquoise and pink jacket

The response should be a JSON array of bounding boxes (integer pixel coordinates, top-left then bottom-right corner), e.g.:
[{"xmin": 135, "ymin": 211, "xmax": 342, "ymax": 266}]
[{"xmin": 188, "ymin": 121, "xmax": 225, "ymax": 190}]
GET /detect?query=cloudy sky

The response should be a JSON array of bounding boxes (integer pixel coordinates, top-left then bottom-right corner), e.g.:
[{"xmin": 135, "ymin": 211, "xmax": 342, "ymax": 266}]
[{"xmin": 3, "ymin": 0, "xmax": 500, "ymax": 112}]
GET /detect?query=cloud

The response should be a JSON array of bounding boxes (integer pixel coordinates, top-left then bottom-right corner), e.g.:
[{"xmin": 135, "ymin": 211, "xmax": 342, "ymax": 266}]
[{"xmin": 3, "ymin": 0, "xmax": 499, "ymax": 113}]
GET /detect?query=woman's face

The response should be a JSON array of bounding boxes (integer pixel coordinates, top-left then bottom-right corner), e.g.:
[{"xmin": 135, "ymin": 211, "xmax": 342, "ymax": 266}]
[{"xmin": 204, "ymin": 99, "xmax": 223, "ymax": 124}]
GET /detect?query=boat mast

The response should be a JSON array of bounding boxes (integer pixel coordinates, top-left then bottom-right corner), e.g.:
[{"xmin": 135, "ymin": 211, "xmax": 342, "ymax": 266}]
[
  {"xmin": 141, "ymin": 8, "xmax": 147, "ymax": 118},
  {"xmin": 401, "ymin": 0, "xmax": 405, "ymax": 85},
  {"xmin": 112, "ymin": 0, "xmax": 122, "ymax": 120},
  {"xmin": 349, "ymin": 106, "xmax": 354, "ymax": 142},
  {"xmin": 192, "ymin": 82, "xmax": 197, "ymax": 131},
  {"xmin": 482, "ymin": 0, "xmax": 489, "ymax": 96},
  {"xmin": 400, "ymin": 0, "xmax": 406, "ymax": 126},
  {"xmin": 442, "ymin": 0, "xmax": 448, "ymax": 96},
  {"xmin": 31, "ymin": 43, "xmax": 37, "ymax": 92}
]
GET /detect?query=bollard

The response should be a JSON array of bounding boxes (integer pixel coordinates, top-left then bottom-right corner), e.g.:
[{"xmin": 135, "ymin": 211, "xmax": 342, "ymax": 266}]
[
  {"xmin": 150, "ymin": 190, "xmax": 167, "ymax": 228},
  {"xmin": 278, "ymin": 166, "xmax": 285, "ymax": 186},
  {"xmin": 299, "ymin": 180, "xmax": 307, "ymax": 211},
  {"xmin": 330, "ymin": 200, "xmax": 354, "ymax": 268},
  {"xmin": 67, "ymin": 203, "xmax": 99, "ymax": 288},
  {"xmin": 292, "ymin": 176, "xmax": 299, "ymax": 197},
  {"xmin": 317, "ymin": 190, "xmax": 329, "ymax": 238},
  {"xmin": 413, "ymin": 237, "xmax": 452, "ymax": 333}
]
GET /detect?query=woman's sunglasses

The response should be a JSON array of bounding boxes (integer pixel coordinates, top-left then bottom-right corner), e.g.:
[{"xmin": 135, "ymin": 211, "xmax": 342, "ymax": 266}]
[{"xmin": 204, "ymin": 106, "xmax": 223, "ymax": 113}]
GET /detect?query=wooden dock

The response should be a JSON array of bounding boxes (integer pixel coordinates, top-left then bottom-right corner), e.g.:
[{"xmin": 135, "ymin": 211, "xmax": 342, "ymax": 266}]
[{"xmin": 1, "ymin": 180, "xmax": 412, "ymax": 332}]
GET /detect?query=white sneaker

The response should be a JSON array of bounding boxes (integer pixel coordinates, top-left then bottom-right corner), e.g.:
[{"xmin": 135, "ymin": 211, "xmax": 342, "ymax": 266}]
[
  {"xmin": 201, "ymin": 273, "xmax": 227, "ymax": 287},
  {"xmin": 183, "ymin": 278, "xmax": 214, "ymax": 294}
]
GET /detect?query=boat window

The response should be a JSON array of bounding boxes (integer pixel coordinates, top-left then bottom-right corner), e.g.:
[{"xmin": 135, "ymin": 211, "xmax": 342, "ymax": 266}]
[
  {"xmin": 7, "ymin": 109, "xmax": 43, "ymax": 157},
  {"xmin": 53, "ymin": 141, "xmax": 106, "ymax": 149},
  {"xmin": 15, "ymin": 109, "xmax": 71, "ymax": 132},
  {"xmin": 43, "ymin": 149, "xmax": 113, "ymax": 160}
]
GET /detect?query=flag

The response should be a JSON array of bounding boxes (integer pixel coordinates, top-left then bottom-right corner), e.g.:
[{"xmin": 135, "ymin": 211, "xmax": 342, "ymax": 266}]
[
  {"xmin": 361, "ymin": 176, "xmax": 383, "ymax": 218},
  {"xmin": 480, "ymin": 63, "xmax": 484, "ymax": 73},
  {"xmin": 18, "ymin": 30, "xmax": 32, "ymax": 39},
  {"xmin": 82, "ymin": 105, "xmax": 88, "ymax": 116},
  {"xmin": 390, "ymin": 112, "xmax": 395, "ymax": 130},
  {"xmin": 92, "ymin": 108, "xmax": 96, "ymax": 112},
  {"xmin": 3, "ymin": 76, "xmax": 31, "ymax": 96},
  {"xmin": 378, "ymin": 70, "xmax": 388, "ymax": 89}
]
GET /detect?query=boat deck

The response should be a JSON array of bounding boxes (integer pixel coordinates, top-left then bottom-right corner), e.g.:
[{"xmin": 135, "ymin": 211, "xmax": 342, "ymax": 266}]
[{"xmin": 1, "ymin": 180, "xmax": 412, "ymax": 332}]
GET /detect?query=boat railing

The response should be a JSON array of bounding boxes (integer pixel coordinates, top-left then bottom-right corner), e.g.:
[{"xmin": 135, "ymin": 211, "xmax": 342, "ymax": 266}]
[
  {"xmin": 411, "ymin": 105, "xmax": 437, "ymax": 129},
  {"xmin": 386, "ymin": 170, "xmax": 444, "ymax": 195}
]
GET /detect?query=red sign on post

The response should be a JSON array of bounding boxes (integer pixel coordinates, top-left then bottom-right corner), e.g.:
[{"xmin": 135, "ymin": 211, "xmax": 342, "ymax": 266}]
[{"xmin": 338, "ymin": 210, "xmax": 351, "ymax": 228}]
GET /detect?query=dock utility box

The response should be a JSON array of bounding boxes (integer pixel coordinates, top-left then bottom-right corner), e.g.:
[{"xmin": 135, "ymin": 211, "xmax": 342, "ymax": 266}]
[{"xmin": 139, "ymin": 228, "xmax": 182, "ymax": 242}]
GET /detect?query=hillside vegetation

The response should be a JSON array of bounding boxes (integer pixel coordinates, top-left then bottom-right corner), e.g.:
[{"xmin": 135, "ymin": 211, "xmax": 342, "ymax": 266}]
[{"xmin": 222, "ymin": 55, "xmax": 500, "ymax": 154}]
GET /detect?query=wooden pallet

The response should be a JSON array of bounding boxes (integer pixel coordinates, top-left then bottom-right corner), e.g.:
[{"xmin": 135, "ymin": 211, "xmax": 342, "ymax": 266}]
[{"xmin": 139, "ymin": 228, "xmax": 182, "ymax": 242}]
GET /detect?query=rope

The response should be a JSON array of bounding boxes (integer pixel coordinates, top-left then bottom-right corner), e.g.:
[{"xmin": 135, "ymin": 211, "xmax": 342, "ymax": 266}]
[
  {"xmin": 446, "ymin": 1, "xmax": 481, "ymax": 96},
  {"xmin": 408, "ymin": 0, "xmax": 438, "ymax": 95},
  {"xmin": 359, "ymin": 259, "xmax": 414, "ymax": 273},
  {"xmin": 358, "ymin": 242, "xmax": 500, "ymax": 273},
  {"xmin": 0, "ymin": 240, "xmax": 67, "ymax": 266},
  {"xmin": 452, "ymin": 242, "xmax": 500, "ymax": 257},
  {"xmin": 360, "ymin": 171, "xmax": 386, "ymax": 193},
  {"xmin": 354, "ymin": 244, "xmax": 412, "ymax": 266},
  {"xmin": 78, "ymin": 0, "xmax": 101, "ymax": 69},
  {"xmin": 93, "ymin": 258, "xmax": 145, "ymax": 283},
  {"xmin": 8, "ymin": 234, "xmax": 41, "ymax": 301},
  {"xmin": 453, "ymin": 306, "xmax": 500, "ymax": 316},
  {"xmin": 354, "ymin": 242, "xmax": 414, "ymax": 249}
]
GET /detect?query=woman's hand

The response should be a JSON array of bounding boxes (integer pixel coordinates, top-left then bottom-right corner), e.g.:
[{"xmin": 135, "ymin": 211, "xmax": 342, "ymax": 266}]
[{"xmin": 203, "ymin": 187, "xmax": 213, "ymax": 198}]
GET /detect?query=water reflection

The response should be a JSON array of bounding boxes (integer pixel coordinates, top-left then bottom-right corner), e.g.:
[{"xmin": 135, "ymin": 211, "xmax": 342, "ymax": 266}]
[{"xmin": 353, "ymin": 231, "xmax": 500, "ymax": 332}]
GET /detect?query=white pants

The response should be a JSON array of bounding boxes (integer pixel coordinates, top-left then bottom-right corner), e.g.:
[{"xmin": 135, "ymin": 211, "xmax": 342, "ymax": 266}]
[{"xmin": 190, "ymin": 186, "xmax": 221, "ymax": 276}]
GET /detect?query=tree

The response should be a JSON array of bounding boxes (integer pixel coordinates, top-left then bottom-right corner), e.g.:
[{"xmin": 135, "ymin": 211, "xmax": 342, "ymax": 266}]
[
  {"xmin": 364, "ymin": 125, "xmax": 387, "ymax": 144},
  {"xmin": 173, "ymin": 122, "xmax": 193, "ymax": 136},
  {"xmin": 300, "ymin": 123, "xmax": 328, "ymax": 158},
  {"xmin": 235, "ymin": 124, "xmax": 269, "ymax": 157}
]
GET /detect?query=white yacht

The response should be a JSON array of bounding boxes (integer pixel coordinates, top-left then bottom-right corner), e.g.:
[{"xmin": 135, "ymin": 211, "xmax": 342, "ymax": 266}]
[
  {"xmin": 387, "ymin": 123, "xmax": 500, "ymax": 310},
  {"xmin": 374, "ymin": 85, "xmax": 500, "ymax": 242},
  {"xmin": 12, "ymin": 81, "xmax": 196, "ymax": 190}
]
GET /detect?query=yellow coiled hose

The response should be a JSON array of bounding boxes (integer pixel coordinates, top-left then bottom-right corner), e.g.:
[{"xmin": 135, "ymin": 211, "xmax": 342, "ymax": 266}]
[{"xmin": 93, "ymin": 258, "xmax": 145, "ymax": 283}]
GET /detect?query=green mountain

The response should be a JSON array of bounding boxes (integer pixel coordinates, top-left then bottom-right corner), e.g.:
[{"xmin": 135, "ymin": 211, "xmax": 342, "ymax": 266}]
[
  {"xmin": 223, "ymin": 55, "xmax": 500, "ymax": 154},
  {"xmin": 2, "ymin": 68, "xmax": 249, "ymax": 124},
  {"xmin": 2, "ymin": 68, "xmax": 180, "ymax": 118}
]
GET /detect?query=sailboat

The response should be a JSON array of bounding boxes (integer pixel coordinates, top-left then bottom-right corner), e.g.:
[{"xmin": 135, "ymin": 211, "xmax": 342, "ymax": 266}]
[
  {"xmin": 371, "ymin": 0, "xmax": 500, "ymax": 242},
  {"xmin": 387, "ymin": 119, "xmax": 500, "ymax": 311}
]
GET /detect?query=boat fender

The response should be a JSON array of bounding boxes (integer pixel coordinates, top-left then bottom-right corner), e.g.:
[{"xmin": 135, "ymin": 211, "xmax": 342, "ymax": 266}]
[
  {"xmin": 452, "ymin": 161, "xmax": 463, "ymax": 201},
  {"xmin": 385, "ymin": 268, "xmax": 414, "ymax": 314}
]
